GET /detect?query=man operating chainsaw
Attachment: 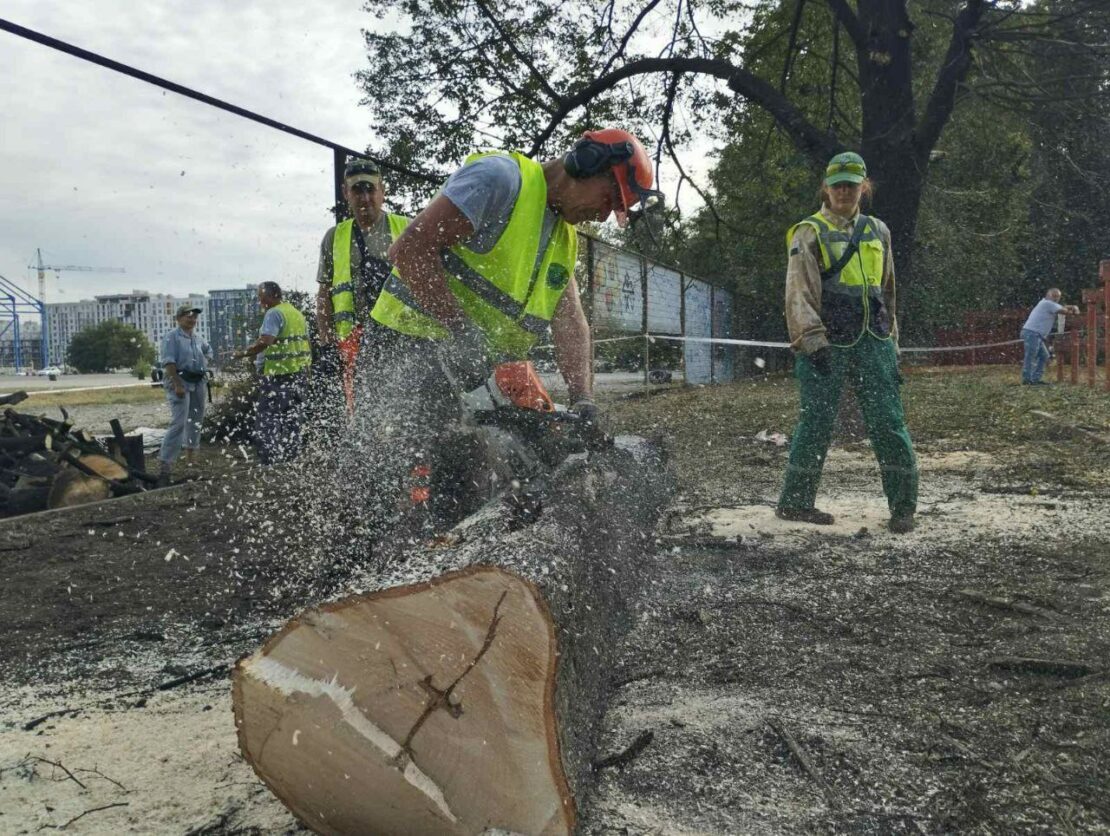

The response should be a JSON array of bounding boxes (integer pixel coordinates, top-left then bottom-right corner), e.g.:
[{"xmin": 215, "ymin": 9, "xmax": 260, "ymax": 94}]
[{"xmin": 365, "ymin": 128, "xmax": 663, "ymax": 527}]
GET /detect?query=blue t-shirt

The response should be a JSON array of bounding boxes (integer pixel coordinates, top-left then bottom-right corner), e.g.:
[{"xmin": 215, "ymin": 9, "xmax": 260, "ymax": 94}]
[
  {"xmin": 160, "ymin": 327, "xmax": 212, "ymax": 389},
  {"xmin": 441, "ymin": 154, "xmax": 556, "ymax": 266},
  {"xmin": 256, "ymin": 307, "xmax": 285, "ymax": 372},
  {"xmin": 1023, "ymin": 298, "xmax": 1064, "ymax": 337}
]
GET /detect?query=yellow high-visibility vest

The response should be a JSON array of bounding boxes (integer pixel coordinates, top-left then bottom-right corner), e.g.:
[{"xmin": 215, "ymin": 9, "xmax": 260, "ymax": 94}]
[
  {"xmin": 331, "ymin": 213, "xmax": 410, "ymax": 340},
  {"xmin": 261, "ymin": 302, "xmax": 311, "ymax": 376},
  {"xmin": 371, "ymin": 152, "xmax": 578, "ymax": 359}
]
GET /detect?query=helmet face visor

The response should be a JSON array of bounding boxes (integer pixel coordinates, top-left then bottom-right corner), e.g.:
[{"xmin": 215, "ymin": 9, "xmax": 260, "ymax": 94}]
[{"xmin": 614, "ymin": 162, "xmax": 665, "ymax": 227}]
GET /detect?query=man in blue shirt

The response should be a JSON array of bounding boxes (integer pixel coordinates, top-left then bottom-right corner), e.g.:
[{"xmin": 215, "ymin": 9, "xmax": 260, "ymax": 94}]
[
  {"xmin": 158, "ymin": 305, "xmax": 213, "ymax": 486},
  {"xmin": 1021, "ymin": 289, "xmax": 1079, "ymax": 385}
]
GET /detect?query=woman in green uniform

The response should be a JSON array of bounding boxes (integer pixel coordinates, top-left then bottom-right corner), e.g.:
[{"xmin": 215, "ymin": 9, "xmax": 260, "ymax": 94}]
[{"xmin": 777, "ymin": 152, "xmax": 917, "ymax": 533}]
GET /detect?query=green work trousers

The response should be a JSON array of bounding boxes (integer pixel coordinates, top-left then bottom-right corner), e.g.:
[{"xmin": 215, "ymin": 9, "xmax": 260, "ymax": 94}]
[{"xmin": 778, "ymin": 334, "xmax": 917, "ymax": 517}]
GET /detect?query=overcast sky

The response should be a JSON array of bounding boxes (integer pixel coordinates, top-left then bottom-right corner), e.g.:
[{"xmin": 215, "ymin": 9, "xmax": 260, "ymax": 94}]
[{"xmin": 0, "ymin": 1, "xmax": 393, "ymax": 303}]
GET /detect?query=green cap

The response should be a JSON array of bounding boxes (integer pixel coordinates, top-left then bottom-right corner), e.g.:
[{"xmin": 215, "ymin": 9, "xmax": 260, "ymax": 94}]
[{"xmin": 825, "ymin": 152, "xmax": 866, "ymax": 185}]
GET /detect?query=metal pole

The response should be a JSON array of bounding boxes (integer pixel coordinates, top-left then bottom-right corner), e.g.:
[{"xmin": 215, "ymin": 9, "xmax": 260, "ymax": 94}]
[
  {"xmin": 39, "ymin": 300, "xmax": 48, "ymax": 369},
  {"xmin": 1085, "ymin": 289, "xmax": 1098, "ymax": 388},
  {"xmin": 585, "ymin": 237, "xmax": 596, "ymax": 391},
  {"xmin": 641, "ymin": 255, "xmax": 649, "ymax": 385},
  {"xmin": 333, "ymin": 148, "xmax": 348, "ymax": 222},
  {"xmin": 1057, "ymin": 327, "xmax": 1065, "ymax": 382},
  {"xmin": 679, "ymin": 271, "xmax": 686, "ymax": 384},
  {"xmin": 12, "ymin": 306, "xmax": 21, "ymax": 373},
  {"xmin": 1071, "ymin": 328, "xmax": 1080, "ymax": 384},
  {"xmin": 709, "ymin": 285, "xmax": 716, "ymax": 384}
]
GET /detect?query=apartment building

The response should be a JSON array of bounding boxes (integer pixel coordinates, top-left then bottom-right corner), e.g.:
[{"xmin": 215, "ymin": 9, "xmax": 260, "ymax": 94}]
[
  {"xmin": 206, "ymin": 286, "xmax": 261, "ymax": 360},
  {"xmin": 45, "ymin": 291, "xmax": 209, "ymax": 367}
]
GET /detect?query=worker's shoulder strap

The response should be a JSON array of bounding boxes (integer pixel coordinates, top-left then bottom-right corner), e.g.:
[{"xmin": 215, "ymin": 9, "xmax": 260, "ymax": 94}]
[
  {"xmin": 820, "ymin": 214, "xmax": 871, "ymax": 282},
  {"xmin": 786, "ymin": 211, "xmax": 835, "ymax": 254}
]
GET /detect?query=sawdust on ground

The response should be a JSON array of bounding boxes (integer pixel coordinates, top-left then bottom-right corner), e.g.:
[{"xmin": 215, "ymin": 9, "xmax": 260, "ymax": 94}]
[{"xmin": 1, "ymin": 366, "xmax": 1109, "ymax": 834}]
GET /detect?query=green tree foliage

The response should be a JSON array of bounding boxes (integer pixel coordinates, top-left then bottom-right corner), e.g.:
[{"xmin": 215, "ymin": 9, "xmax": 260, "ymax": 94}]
[
  {"xmin": 65, "ymin": 320, "xmax": 155, "ymax": 374},
  {"xmin": 1019, "ymin": 0, "xmax": 1110, "ymax": 300},
  {"xmin": 358, "ymin": 1, "xmax": 1109, "ymax": 282}
]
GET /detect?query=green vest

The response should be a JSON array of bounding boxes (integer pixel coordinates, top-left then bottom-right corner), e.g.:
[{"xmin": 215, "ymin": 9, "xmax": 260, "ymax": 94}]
[
  {"xmin": 261, "ymin": 302, "xmax": 311, "ymax": 376},
  {"xmin": 786, "ymin": 212, "xmax": 885, "ymax": 294},
  {"xmin": 370, "ymin": 152, "xmax": 579, "ymax": 359},
  {"xmin": 787, "ymin": 211, "xmax": 891, "ymax": 345},
  {"xmin": 331, "ymin": 213, "xmax": 410, "ymax": 340}
]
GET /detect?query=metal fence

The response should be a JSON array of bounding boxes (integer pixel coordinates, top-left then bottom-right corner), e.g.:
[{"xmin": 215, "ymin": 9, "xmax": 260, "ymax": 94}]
[{"xmin": 578, "ymin": 234, "xmax": 737, "ymax": 384}]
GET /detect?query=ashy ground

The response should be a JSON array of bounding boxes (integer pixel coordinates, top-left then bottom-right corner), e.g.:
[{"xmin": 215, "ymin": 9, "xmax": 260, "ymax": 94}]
[{"xmin": 1, "ymin": 366, "xmax": 1108, "ymax": 834}]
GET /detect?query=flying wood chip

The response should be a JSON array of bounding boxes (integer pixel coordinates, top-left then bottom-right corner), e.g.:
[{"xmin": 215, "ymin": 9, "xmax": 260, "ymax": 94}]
[{"xmin": 232, "ymin": 566, "xmax": 574, "ymax": 835}]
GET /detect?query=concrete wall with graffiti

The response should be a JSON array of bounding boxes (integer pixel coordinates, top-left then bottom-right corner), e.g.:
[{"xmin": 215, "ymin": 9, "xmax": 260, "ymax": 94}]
[{"xmin": 583, "ymin": 234, "xmax": 734, "ymax": 384}]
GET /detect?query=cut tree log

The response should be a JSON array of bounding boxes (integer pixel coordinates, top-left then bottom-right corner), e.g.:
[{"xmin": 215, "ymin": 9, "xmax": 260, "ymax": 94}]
[
  {"xmin": 47, "ymin": 455, "xmax": 129, "ymax": 510},
  {"xmin": 47, "ymin": 469, "xmax": 112, "ymax": 509},
  {"xmin": 233, "ymin": 440, "xmax": 671, "ymax": 835},
  {"xmin": 235, "ymin": 567, "xmax": 571, "ymax": 834}
]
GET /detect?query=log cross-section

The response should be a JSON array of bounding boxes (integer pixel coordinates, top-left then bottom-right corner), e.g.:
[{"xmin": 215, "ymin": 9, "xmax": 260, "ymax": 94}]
[{"xmin": 233, "ymin": 566, "xmax": 575, "ymax": 835}]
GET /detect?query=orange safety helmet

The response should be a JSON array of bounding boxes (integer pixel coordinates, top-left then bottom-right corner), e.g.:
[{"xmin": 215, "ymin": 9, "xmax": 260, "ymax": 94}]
[{"xmin": 565, "ymin": 128, "xmax": 664, "ymax": 227}]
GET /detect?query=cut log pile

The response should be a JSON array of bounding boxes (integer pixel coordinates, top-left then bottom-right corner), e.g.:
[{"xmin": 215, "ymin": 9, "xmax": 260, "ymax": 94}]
[
  {"xmin": 233, "ymin": 439, "xmax": 673, "ymax": 835},
  {"xmin": 0, "ymin": 391, "xmax": 155, "ymax": 516}
]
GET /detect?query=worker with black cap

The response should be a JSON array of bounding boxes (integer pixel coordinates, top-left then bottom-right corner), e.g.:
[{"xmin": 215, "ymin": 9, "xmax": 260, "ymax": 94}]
[
  {"xmin": 157, "ymin": 304, "xmax": 213, "ymax": 486},
  {"xmin": 314, "ymin": 157, "xmax": 410, "ymax": 414}
]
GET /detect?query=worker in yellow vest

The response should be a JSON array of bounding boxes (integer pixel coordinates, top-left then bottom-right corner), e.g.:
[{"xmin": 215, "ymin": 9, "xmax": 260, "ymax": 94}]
[
  {"xmin": 778, "ymin": 152, "xmax": 917, "ymax": 533},
  {"xmin": 235, "ymin": 282, "xmax": 311, "ymax": 464},
  {"xmin": 364, "ymin": 128, "xmax": 662, "ymax": 524},
  {"xmin": 371, "ymin": 128, "xmax": 663, "ymax": 424},
  {"xmin": 314, "ymin": 158, "xmax": 409, "ymax": 414}
]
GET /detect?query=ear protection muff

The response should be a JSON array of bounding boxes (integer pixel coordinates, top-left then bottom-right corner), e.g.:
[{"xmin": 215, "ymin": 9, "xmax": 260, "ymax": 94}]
[{"xmin": 563, "ymin": 138, "xmax": 634, "ymax": 178}]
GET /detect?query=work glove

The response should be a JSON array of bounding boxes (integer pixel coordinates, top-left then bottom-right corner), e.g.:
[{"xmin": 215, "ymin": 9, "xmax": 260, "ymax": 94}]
[
  {"xmin": 809, "ymin": 346, "xmax": 832, "ymax": 377},
  {"xmin": 314, "ymin": 343, "xmax": 341, "ymax": 377},
  {"xmin": 571, "ymin": 398, "xmax": 600, "ymax": 425},
  {"xmin": 440, "ymin": 321, "xmax": 491, "ymax": 392}
]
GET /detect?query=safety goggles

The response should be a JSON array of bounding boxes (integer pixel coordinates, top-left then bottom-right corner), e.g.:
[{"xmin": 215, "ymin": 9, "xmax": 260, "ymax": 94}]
[{"xmin": 826, "ymin": 160, "xmax": 865, "ymax": 177}]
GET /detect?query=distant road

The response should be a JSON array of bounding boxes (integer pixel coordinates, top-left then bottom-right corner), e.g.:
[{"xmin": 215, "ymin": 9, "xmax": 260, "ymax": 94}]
[
  {"xmin": 1, "ymin": 370, "xmax": 683, "ymax": 399},
  {"xmin": 0, "ymin": 373, "xmax": 150, "ymax": 395}
]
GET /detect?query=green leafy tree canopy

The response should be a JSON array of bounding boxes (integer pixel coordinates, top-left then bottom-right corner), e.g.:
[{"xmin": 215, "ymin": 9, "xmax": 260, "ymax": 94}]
[
  {"xmin": 66, "ymin": 320, "xmax": 155, "ymax": 374},
  {"xmin": 356, "ymin": 0, "xmax": 1110, "ymax": 291}
]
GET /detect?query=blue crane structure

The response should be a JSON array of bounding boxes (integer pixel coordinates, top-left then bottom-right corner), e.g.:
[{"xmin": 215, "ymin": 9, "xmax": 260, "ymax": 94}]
[{"xmin": 0, "ymin": 273, "xmax": 46, "ymax": 372}]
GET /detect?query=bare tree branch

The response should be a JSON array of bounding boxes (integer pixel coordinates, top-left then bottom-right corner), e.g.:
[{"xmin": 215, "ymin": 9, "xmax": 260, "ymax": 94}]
[
  {"xmin": 599, "ymin": 0, "xmax": 667, "ymax": 78},
  {"xmin": 916, "ymin": 0, "xmax": 989, "ymax": 161},
  {"xmin": 471, "ymin": 0, "xmax": 566, "ymax": 108},
  {"xmin": 780, "ymin": 0, "xmax": 808, "ymax": 92},
  {"xmin": 528, "ymin": 56, "xmax": 839, "ymax": 164},
  {"xmin": 824, "ymin": 0, "xmax": 866, "ymax": 51}
]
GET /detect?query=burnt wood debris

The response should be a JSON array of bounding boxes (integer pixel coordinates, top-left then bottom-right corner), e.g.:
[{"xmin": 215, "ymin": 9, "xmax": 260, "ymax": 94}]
[{"xmin": 0, "ymin": 391, "xmax": 154, "ymax": 516}]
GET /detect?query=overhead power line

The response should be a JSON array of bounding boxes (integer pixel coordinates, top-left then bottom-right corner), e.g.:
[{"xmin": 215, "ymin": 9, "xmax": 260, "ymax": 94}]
[{"xmin": 0, "ymin": 17, "xmax": 439, "ymax": 185}]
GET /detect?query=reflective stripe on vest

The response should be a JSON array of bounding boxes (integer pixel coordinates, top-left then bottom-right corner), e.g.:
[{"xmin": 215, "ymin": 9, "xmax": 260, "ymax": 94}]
[
  {"xmin": 787, "ymin": 212, "xmax": 885, "ymax": 298},
  {"xmin": 331, "ymin": 214, "xmax": 409, "ymax": 340},
  {"xmin": 262, "ymin": 302, "xmax": 311, "ymax": 376},
  {"xmin": 370, "ymin": 152, "xmax": 578, "ymax": 359}
]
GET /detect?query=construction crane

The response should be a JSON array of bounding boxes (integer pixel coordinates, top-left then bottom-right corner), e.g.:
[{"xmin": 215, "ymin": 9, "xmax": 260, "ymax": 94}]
[{"xmin": 28, "ymin": 248, "xmax": 126, "ymax": 304}]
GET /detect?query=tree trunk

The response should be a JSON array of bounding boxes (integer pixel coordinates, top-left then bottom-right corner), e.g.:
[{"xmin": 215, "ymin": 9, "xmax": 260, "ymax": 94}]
[
  {"xmin": 856, "ymin": 1, "xmax": 927, "ymax": 331},
  {"xmin": 233, "ymin": 441, "xmax": 673, "ymax": 835}
]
